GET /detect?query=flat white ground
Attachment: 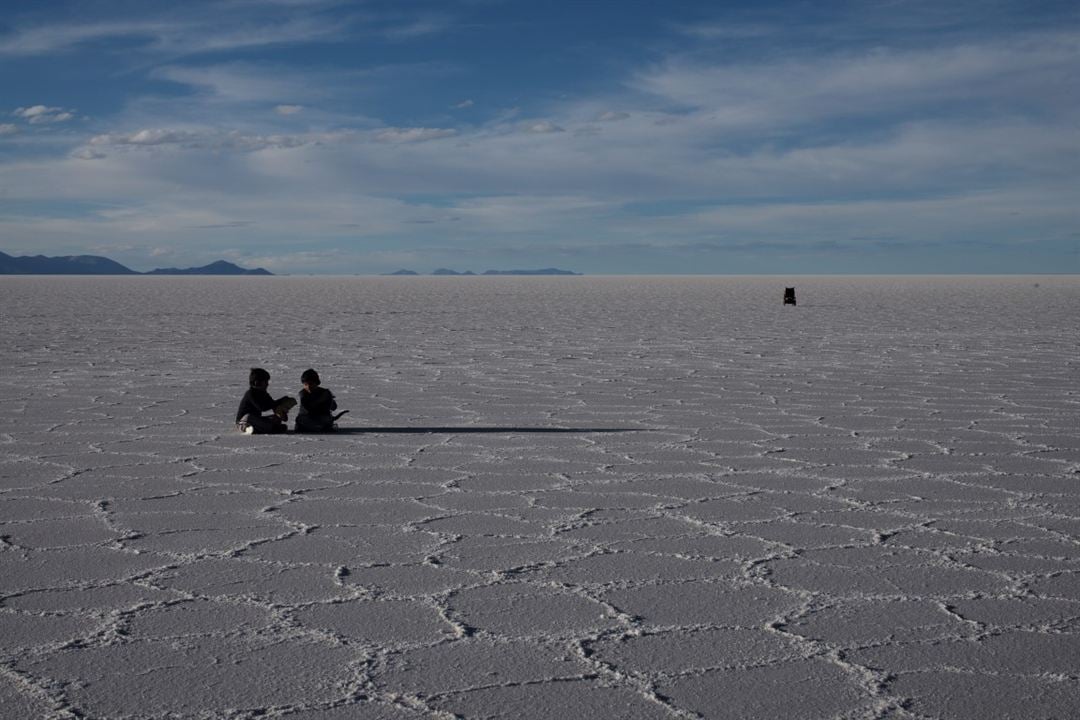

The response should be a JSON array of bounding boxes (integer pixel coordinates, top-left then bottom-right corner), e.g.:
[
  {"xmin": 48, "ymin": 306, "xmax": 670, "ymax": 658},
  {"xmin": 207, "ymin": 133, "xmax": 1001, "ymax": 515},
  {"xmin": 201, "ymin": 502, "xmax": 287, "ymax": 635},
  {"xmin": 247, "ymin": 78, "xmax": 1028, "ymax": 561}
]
[{"xmin": 1, "ymin": 276, "xmax": 1078, "ymax": 719}]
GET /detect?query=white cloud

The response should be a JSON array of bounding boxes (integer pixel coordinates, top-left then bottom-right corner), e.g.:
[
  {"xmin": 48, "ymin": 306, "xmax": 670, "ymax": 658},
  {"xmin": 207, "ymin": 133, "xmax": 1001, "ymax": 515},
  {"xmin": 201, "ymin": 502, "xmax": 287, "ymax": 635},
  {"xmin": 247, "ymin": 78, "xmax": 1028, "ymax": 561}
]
[
  {"xmin": 383, "ymin": 15, "xmax": 453, "ymax": 41},
  {"xmin": 14, "ymin": 105, "xmax": 49, "ymax": 119},
  {"xmin": 596, "ymin": 111, "xmax": 630, "ymax": 122},
  {"xmin": 13, "ymin": 105, "xmax": 75, "ymax": 124},
  {"xmin": 453, "ymin": 99, "xmax": 474, "ymax": 109},
  {"xmin": 82, "ymin": 127, "xmax": 337, "ymax": 154},
  {"xmin": 231, "ymin": 249, "xmax": 354, "ymax": 273},
  {"xmin": 0, "ymin": 21, "xmax": 168, "ymax": 56},
  {"xmin": 275, "ymin": 104, "xmax": 304, "ymax": 115},
  {"xmin": 631, "ymin": 32, "xmax": 1080, "ymax": 131},
  {"xmin": 0, "ymin": 14, "xmax": 344, "ymax": 57},
  {"xmin": 90, "ymin": 129, "xmax": 202, "ymax": 146},
  {"xmin": 72, "ymin": 148, "xmax": 106, "ymax": 160},
  {"xmin": 453, "ymin": 195, "xmax": 616, "ymax": 232},
  {"xmin": 664, "ymin": 188, "xmax": 1080, "ymax": 256},
  {"xmin": 170, "ymin": 17, "xmax": 345, "ymax": 54},
  {"xmin": 0, "ymin": 123, "xmax": 17, "ymax": 135},
  {"xmin": 375, "ymin": 127, "xmax": 457, "ymax": 144},
  {"xmin": 521, "ymin": 120, "xmax": 564, "ymax": 134},
  {"xmin": 153, "ymin": 64, "xmax": 323, "ymax": 103},
  {"xmin": 0, "ymin": 148, "xmax": 427, "ymax": 268}
]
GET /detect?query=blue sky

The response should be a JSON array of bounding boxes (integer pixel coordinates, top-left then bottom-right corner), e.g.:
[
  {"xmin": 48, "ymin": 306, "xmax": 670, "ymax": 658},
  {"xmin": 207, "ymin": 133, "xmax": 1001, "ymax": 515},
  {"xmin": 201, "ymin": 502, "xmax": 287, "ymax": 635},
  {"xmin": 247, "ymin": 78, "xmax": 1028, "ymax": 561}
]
[{"xmin": 1, "ymin": 0, "xmax": 1078, "ymax": 274}]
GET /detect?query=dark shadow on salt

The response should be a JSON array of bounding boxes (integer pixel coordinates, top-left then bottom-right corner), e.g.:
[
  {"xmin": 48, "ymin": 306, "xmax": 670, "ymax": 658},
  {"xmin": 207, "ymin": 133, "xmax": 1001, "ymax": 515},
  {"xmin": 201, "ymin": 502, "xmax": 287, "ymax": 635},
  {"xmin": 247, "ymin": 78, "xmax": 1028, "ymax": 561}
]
[{"xmin": 328, "ymin": 426, "xmax": 641, "ymax": 434}]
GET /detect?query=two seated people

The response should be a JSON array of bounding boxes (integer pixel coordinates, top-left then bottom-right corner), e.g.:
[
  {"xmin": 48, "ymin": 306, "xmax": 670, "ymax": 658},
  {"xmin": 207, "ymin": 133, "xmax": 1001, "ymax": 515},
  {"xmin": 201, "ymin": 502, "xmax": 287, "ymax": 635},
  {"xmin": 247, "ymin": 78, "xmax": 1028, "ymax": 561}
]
[{"xmin": 236, "ymin": 367, "xmax": 344, "ymax": 434}]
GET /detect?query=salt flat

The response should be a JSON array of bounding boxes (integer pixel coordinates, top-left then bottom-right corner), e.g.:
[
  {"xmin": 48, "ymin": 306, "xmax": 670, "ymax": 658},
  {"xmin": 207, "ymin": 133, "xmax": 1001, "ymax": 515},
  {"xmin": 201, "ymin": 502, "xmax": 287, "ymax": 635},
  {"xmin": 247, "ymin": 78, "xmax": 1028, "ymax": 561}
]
[{"xmin": 1, "ymin": 275, "xmax": 1078, "ymax": 719}]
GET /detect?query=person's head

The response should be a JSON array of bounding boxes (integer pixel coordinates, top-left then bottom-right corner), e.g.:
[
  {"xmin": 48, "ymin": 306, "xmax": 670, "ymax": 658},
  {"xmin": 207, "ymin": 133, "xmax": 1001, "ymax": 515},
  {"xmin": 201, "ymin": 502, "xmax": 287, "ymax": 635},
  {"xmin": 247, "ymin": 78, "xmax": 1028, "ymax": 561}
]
[
  {"xmin": 249, "ymin": 367, "xmax": 271, "ymax": 389},
  {"xmin": 300, "ymin": 368, "xmax": 320, "ymax": 389}
]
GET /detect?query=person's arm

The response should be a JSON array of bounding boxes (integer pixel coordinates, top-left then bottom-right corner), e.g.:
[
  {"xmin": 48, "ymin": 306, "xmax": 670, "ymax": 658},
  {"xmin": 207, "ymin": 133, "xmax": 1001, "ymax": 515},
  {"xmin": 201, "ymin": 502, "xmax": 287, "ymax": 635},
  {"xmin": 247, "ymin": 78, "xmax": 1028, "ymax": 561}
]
[
  {"xmin": 236, "ymin": 391, "xmax": 255, "ymax": 423},
  {"xmin": 247, "ymin": 389, "xmax": 277, "ymax": 414},
  {"xmin": 301, "ymin": 388, "xmax": 334, "ymax": 415}
]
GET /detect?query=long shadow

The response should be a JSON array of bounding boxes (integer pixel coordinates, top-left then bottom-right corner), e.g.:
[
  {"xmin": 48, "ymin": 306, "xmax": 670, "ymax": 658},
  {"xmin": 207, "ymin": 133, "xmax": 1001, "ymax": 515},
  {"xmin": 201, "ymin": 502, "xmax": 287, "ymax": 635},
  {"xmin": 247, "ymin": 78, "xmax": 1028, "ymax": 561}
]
[{"xmin": 324, "ymin": 426, "xmax": 642, "ymax": 435}]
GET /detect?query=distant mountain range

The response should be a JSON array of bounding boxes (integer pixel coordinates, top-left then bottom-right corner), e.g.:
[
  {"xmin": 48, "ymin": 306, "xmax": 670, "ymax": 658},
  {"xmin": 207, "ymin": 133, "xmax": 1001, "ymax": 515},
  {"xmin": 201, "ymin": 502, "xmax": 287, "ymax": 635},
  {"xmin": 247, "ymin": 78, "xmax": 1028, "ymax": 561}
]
[
  {"xmin": 0, "ymin": 251, "xmax": 579, "ymax": 277},
  {"xmin": 0, "ymin": 251, "xmax": 272, "ymax": 275},
  {"xmin": 386, "ymin": 268, "xmax": 580, "ymax": 276},
  {"xmin": 143, "ymin": 260, "xmax": 273, "ymax": 275}
]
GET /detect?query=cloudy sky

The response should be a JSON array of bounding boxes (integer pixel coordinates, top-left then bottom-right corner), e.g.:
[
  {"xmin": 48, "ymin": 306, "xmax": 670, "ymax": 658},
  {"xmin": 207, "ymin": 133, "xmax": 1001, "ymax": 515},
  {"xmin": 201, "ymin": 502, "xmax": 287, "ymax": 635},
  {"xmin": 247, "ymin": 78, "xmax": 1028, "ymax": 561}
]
[{"xmin": 1, "ymin": 0, "xmax": 1078, "ymax": 274}]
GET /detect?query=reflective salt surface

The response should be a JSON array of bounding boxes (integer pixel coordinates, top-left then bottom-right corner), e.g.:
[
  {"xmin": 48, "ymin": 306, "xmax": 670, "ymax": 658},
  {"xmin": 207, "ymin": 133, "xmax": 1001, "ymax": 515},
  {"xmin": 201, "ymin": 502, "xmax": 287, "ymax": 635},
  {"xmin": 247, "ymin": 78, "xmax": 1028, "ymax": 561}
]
[{"xmin": 1, "ymin": 275, "xmax": 1078, "ymax": 719}]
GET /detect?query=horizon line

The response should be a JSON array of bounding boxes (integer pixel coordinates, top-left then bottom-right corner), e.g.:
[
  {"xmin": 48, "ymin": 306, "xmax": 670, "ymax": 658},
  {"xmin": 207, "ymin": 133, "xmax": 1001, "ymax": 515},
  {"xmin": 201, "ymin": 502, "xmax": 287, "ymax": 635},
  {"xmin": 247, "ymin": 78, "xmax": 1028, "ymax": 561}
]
[{"xmin": 4, "ymin": 272, "xmax": 1078, "ymax": 278}]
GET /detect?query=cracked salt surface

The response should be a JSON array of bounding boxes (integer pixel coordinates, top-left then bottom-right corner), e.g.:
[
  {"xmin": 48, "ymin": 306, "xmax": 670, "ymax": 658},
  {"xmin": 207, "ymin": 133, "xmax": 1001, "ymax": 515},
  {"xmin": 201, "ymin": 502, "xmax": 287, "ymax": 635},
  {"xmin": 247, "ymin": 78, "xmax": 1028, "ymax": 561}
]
[{"xmin": 1, "ymin": 275, "xmax": 1078, "ymax": 719}]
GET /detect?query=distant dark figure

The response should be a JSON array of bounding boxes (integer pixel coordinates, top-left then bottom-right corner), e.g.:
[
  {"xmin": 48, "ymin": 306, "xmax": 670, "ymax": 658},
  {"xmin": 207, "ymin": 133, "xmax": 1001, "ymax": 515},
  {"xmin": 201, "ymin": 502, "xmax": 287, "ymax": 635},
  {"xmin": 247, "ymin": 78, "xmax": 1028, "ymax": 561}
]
[
  {"xmin": 236, "ymin": 368, "xmax": 293, "ymax": 434},
  {"xmin": 783, "ymin": 287, "xmax": 797, "ymax": 306},
  {"xmin": 295, "ymin": 368, "xmax": 342, "ymax": 433}
]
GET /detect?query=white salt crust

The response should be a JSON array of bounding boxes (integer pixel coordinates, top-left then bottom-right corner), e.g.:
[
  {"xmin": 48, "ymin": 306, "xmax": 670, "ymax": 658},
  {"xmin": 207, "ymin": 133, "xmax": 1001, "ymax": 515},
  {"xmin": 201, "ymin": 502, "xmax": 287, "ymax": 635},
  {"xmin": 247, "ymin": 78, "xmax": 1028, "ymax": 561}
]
[{"xmin": 1, "ymin": 275, "xmax": 1078, "ymax": 719}]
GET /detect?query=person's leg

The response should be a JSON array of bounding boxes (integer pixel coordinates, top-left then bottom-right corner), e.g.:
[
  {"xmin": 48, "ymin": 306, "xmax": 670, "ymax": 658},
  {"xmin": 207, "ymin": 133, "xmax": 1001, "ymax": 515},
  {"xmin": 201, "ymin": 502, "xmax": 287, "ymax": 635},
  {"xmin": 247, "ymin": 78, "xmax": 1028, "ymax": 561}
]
[
  {"xmin": 245, "ymin": 414, "xmax": 279, "ymax": 434},
  {"xmin": 295, "ymin": 414, "xmax": 334, "ymax": 433}
]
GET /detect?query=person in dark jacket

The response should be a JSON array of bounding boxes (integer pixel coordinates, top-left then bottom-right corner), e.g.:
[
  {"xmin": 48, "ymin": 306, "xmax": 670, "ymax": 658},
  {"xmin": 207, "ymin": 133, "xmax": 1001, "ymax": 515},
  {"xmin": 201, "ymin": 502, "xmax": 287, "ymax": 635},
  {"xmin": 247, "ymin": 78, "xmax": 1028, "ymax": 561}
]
[
  {"xmin": 236, "ymin": 368, "xmax": 293, "ymax": 434},
  {"xmin": 294, "ymin": 368, "xmax": 338, "ymax": 433}
]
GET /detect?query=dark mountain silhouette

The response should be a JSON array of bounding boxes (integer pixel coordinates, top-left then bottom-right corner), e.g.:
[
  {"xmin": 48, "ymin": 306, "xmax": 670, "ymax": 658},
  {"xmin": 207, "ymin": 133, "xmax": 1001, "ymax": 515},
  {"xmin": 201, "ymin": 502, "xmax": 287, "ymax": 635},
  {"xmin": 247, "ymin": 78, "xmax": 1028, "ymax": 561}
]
[
  {"xmin": 482, "ymin": 268, "xmax": 579, "ymax": 276},
  {"xmin": 1, "ymin": 251, "xmax": 576, "ymax": 277},
  {"xmin": 144, "ymin": 260, "xmax": 272, "ymax": 275},
  {"xmin": 0, "ymin": 251, "xmax": 137, "ymax": 275},
  {"xmin": 0, "ymin": 251, "xmax": 272, "ymax": 275}
]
